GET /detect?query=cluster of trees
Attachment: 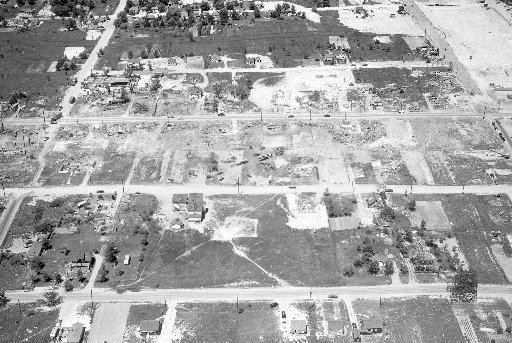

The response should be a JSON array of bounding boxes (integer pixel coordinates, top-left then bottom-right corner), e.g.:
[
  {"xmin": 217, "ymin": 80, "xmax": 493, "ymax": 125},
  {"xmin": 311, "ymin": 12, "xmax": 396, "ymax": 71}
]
[
  {"xmin": 449, "ymin": 269, "xmax": 478, "ymax": 302},
  {"xmin": 16, "ymin": 0, "xmax": 37, "ymax": 7},
  {"xmin": 271, "ymin": 3, "xmax": 300, "ymax": 19},
  {"xmin": 51, "ymin": 0, "xmax": 96, "ymax": 17}
]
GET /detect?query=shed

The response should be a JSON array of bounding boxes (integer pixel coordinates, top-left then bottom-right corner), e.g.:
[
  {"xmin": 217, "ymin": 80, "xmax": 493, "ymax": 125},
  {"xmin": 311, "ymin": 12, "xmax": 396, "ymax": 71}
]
[
  {"xmin": 360, "ymin": 314, "xmax": 383, "ymax": 334},
  {"xmin": 187, "ymin": 193, "xmax": 204, "ymax": 222},
  {"xmin": 140, "ymin": 320, "xmax": 161, "ymax": 334},
  {"xmin": 329, "ymin": 36, "xmax": 351, "ymax": 51},
  {"xmin": 327, "ymin": 319, "xmax": 344, "ymax": 334},
  {"xmin": 290, "ymin": 319, "xmax": 307, "ymax": 334},
  {"xmin": 27, "ymin": 241, "xmax": 43, "ymax": 258}
]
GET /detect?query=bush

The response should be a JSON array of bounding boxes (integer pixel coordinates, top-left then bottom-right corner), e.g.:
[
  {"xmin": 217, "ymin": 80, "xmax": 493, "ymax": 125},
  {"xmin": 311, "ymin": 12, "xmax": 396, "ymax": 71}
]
[
  {"xmin": 384, "ymin": 260, "xmax": 395, "ymax": 276},
  {"xmin": 269, "ymin": 302, "xmax": 279, "ymax": 308},
  {"xmin": 43, "ymin": 291, "xmax": 61, "ymax": 306},
  {"xmin": 342, "ymin": 265, "xmax": 355, "ymax": 277},
  {"xmin": 367, "ymin": 261, "xmax": 380, "ymax": 275},
  {"xmin": 63, "ymin": 279, "xmax": 74, "ymax": 292}
]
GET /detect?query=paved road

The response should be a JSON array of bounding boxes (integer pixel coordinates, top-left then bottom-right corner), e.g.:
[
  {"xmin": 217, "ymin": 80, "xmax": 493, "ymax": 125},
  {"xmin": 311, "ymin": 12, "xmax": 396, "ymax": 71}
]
[
  {"xmin": 2, "ymin": 110, "xmax": 508, "ymax": 126},
  {"xmin": 2, "ymin": 183, "xmax": 509, "ymax": 197},
  {"xmin": 0, "ymin": 196, "xmax": 24, "ymax": 247},
  {"xmin": 6, "ymin": 283, "xmax": 512, "ymax": 303}
]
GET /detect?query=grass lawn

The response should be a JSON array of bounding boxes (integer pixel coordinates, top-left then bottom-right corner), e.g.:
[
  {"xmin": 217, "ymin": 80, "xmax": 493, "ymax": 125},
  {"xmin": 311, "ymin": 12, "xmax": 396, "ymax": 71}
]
[
  {"xmin": 382, "ymin": 297, "xmax": 464, "ymax": 343},
  {"xmin": 174, "ymin": 302, "xmax": 282, "ymax": 343},
  {"xmin": 0, "ymin": 302, "xmax": 59, "ymax": 343},
  {"xmin": 126, "ymin": 303, "xmax": 168, "ymax": 326}
]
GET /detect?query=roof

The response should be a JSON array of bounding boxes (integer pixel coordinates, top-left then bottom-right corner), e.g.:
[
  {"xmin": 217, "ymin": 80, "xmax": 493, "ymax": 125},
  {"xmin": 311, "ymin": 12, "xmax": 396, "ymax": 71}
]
[
  {"xmin": 27, "ymin": 241, "xmax": 43, "ymax": 257},
  {"xmin": 187, "ymin": 193, "xmax": 204, "ymax": 213},
  {"xmin": 327, "ymin": 319, "xmax": 344, "ymax": 333},
  {"xmin": 63, "ymin": 323, "xmax": 84, "ymax": 343},
  {"xmin": 290, "ymin": 319, "xmax": 307, "ymax": 333},
  {"xmin": 328, "ymin": 215, "xmax": 360, "ymax": 231},
  {"xmin": 361, "ymin": 315, "xmax": 383, "ymax": 331},
  {"xmin": 172, "ymin": 194, "xmax": 188, "ymax": 204},
  {"xmin": 140, "ymin": 320, "xmax": 161, "ymax": 333}
]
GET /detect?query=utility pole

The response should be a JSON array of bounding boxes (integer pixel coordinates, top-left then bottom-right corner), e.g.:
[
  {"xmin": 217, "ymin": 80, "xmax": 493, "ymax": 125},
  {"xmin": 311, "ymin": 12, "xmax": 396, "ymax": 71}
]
[
  {"xmin": 2, "ymin": 182, "xmax": 5, "ymax": 197},
  {"xmin": 309, "ymin": 108, "xmax": 311, "ymax": 124},
  {"xmin": 260, "ymin": 109, "xmax": 263, "ymax": 122},
  {"xmin": 236, "ymin": 177, "xmax": 240, "ymax": 194},
  {"xmin": 90, "ymin": 289, "xmax": 93, "ymax": 311}
]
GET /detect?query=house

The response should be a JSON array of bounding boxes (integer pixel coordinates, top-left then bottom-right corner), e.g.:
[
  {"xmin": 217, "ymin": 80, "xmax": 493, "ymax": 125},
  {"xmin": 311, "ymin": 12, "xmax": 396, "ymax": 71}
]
[
  {"xmin": 245, "ymin": 57, "xmax": 256, "ymax": 68},
  {"xmin": 366, "ymin": 196, "xmax": 383, "ymax": 208},
  {"xmin": 188, "ymin": 86, "xmax": 203, "ymax": 98},
  {"xmin": 324, "ymin": 50, "xmax": 347, "ymax": 65},
  {"xmin": 140, "ymin": 320, "xmax": 161, "ymax": 335},
  {"xmin": 128, "ymin": 6, "xmax": 140, "ymax": 14},
  {"xmin": 186, "ymin": 55, "xmax": 205, "ymax": 69},
  {"xmin": 69, "ymin": 251, "xmax": 94, "ymax": 269},
  {"xmin": 242, "ymin": 0, "xmax": 254, "ymax": 10},
  {"xmin": 329, "ymin": 36, "xmax": 351, "ymax": 51},
  {"xmin": 360, "ymin": 314, "xmax": 384, "ymax": 334},
  {"xmin": 327, "ymin": 320, "xmax": 344, "ymax": 334},
  {"xmin": 187, "ymin": 193, "xmax": 204, "ymax": 222},
  {"xmin": 168, "ymin": 57, "xmax": 179, "ymax": 66},
  {"xmin": 189, "ymin": 25, "xmax": 199, "ymax": 37},
  {"xmin": 172, "ymin": 194, "xmax": 189, "ymax": 211},
  {"xmin": 27, "ymin": 240, "xmax": 43, "ymax": 258},
  {"xmin": 290, "ymin": 320, "xmax": 307, "ymax": 334},
  {"xmin": 61, "ymin": 323, "xmax": 85, "ymax": 343},
  {"xmin": 227, "ymin": 58, "xmax": 245, "ymax": 68}
]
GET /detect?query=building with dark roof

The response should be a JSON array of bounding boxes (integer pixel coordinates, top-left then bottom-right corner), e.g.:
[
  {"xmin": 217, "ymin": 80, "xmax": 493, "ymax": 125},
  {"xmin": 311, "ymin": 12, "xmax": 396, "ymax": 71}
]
[
  {"xmin": 140, "ymin": 320, "xmax": 161, "ymax": 334},
  {"xmin": 61, "ymin": 323, "xmax": 84, "ymax": 343}
]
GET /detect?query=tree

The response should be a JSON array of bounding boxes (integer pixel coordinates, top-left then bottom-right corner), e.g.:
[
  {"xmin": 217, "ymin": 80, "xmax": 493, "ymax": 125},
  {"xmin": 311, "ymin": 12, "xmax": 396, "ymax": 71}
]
[
  {"xmin": 405, "ymin": 199, "xmax": 416, "ymax": 211},
  {"xmin": 253, "ymin": 6, "xmax": 260, "ymax": 18},
  {"xmin": 63, "ymin": 279, "xmax": 74, "ymax": 292},
  {"xmin": 404, "ymin": 229, "xmax": 414, "ymax": 243},
  {"xmin": 101, "ymin": 242, "xmax": 118, "ymax": 263},
  {"xmin": 384, "ymin": 260, "xmax": 395, "ymax": 276},
  {"xmin": 380, "ymin": 205, "xmax": 395, "ymax": 221},
  {"xmin": 367, "ymin": 261, "xmax": 380, "ymax": 275},
  {"xmin": 76, "ymin": 269, "xmax": 86, "ymax": 283},
  {"xmin": 43, "ymin": 291, "xmax": 61, "ymax": 306},
  {"xmin": 17, "ymin": 0, "xmax": 26, "ymax": 6},
  {"xmin": 29, "ymin": 256, "xmax": 45, "ymax": 273},
  {"xmin": 97, "ymin": 265, "xmax": 109, "ymax": 283},
  {"xmin": 54, "ymin": 272, "xmax": 63, "ymax": 284},
  {"xmin": 0, "ymin": 291, "xmax": 9, "ymax": 308},
  {"xmin": 64, "ymin": 17, "xmax": 77, "ymax": 30},
  {"xmin": 449, "ymin": 269, "xmax": 478, "ymax": 302},
  {"xmin": 219, "ymin": 8, "xmax": 229, "ymax": 25}
]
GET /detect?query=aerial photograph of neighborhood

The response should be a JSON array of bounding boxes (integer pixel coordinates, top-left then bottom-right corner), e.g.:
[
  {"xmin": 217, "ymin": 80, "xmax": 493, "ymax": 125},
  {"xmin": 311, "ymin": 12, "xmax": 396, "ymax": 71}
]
[{"xmin": 1, "ymin": 0, "xmax": 512, "ymax": 338}]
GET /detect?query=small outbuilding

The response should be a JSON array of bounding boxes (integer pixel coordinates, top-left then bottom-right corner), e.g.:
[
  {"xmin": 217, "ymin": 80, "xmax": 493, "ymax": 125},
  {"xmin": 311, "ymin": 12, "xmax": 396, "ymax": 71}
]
[
  {"xmin": 140, "ymin": 320, "xmax": 161, "ymax": 335},
  {"xmin": 290, "ymin": 319, "xmax": 307, "ymax": 334}
]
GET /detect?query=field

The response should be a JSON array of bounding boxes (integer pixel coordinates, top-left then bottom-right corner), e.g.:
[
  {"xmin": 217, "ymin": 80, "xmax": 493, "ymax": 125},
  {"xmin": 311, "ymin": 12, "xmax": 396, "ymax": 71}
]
[
  {"xmin": 0, "ymin": 302, "xmax": 60, "ymax": 343},
  {"xmin": 141, "ymin": 193, "xmax": 398, "ymax": 288},
  {"xmin": 382, "ymin": 297, "xmax": 465, "ymax": 343},
  {"xmin": 173, "ymin": 302, "xmax": 282, "ymax": 343},
  {"xmin": 0, "ymin": 21, "xmax": 94, "ymax": 117},
  {"xmin": 351, "ymin": 67, "xmax": 472, "ymax": 112}
]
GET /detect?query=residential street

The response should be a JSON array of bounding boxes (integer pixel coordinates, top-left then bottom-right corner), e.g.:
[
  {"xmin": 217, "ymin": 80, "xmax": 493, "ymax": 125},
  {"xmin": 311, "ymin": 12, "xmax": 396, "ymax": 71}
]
[{"xmin": 6, "ymin": 283, "xmax": 512, "ymax": 304}]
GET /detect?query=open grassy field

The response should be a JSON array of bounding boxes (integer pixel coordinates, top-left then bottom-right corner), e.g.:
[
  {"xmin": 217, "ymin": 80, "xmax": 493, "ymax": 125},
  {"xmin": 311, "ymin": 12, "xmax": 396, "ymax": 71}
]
[
  {"xmin": 382, "ymin": 297, "xmax": 465, "ymax": 343},
  {"xmin": 0, "ymin": 302, "xmax": 60, "ymax": 343},
  {"xmin": 173, "ymin": 302, "xmax": 282, "ymax": 343},
  {"xmin": 139, "ymin": 193, "xmax": 397, "ymax": 288},
  {"xmin": 0, "ymin": 21, "xmax": 94, "ymax": 117}
]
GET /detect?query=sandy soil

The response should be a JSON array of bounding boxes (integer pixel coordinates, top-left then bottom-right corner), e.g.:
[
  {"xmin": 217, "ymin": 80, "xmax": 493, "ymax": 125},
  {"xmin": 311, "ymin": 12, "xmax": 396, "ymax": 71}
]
[
  {"xmin": 419, "ymin": 4, "xmax": 512, "ymax": 93},
  {"xmin": 338, "ymin": 5, "xmax": 424, "ymax": 35}
]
